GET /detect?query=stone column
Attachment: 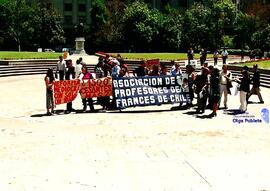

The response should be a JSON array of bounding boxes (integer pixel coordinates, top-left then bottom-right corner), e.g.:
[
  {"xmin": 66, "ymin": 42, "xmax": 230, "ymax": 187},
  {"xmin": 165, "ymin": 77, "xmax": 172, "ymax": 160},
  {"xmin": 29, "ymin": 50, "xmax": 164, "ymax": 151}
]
[{"xmin": 74, "ymin": 37, "xmax": 86, "ymax": 54}]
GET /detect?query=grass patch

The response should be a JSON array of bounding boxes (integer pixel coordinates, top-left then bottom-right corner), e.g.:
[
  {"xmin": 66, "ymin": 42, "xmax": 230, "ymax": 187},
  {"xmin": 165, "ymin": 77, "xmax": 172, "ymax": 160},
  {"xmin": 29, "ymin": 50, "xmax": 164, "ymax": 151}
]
[
  {"xmin": 0, "ymin": 51, "xmax": 62, "ymax": 60},
  {"xmin": 236, "ymin": 60, "xmax": 270, "ymax": 70},
  {"xmin": 110, "ymin": 53, "xmax": 200, "ymax": 60}
]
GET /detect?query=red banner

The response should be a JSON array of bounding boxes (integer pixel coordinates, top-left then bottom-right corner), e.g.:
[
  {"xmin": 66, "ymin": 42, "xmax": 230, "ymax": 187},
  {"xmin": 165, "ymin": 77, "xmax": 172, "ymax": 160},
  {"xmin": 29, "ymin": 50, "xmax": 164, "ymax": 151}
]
[
  {"xmin": 80, "ymin": 77, "xmax": 113, "ymax": 99},
  {"xmin": 146, "ymin": 59, "xmax": 160, "ymax": 69},
  {"xmin": 54, "ymin": 80, "xmax": 81, "ymax": 105}
]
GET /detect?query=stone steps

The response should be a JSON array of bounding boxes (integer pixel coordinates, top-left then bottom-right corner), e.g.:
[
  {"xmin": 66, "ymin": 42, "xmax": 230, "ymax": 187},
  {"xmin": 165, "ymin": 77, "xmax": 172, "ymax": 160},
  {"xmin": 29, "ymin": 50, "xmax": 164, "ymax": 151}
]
[{"xmin": 0, "ymin": 60, "xmax": 269, "ymax": 88}]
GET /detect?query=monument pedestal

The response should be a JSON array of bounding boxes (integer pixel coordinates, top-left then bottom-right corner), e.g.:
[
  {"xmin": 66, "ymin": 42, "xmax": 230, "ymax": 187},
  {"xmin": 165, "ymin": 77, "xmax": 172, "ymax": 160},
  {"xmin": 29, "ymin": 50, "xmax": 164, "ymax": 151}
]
[{"xmin": 74, "ymin": 37, "xmax": 86, "ymax": 54}]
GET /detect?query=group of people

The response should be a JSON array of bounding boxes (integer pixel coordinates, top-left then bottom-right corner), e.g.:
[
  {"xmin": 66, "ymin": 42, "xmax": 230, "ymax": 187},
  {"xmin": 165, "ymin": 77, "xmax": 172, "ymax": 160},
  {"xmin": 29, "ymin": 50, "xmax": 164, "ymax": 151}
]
[
  {"xmin": 187, "ymin": 47, "xmax": 229, "ymax": 66},
  {"xmin": 45, "ymin": 54, "xmax": 264, "ymax": 117}
]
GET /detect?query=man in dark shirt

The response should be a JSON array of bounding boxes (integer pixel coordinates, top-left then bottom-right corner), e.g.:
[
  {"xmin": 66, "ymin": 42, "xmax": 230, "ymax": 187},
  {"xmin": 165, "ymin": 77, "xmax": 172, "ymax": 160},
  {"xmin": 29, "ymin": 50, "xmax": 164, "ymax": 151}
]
[
  {"xmin": 247, "ymin": 64, "xmax": 264, "ymax": 103},
  {"xmin": 134, "ymin": 61, "xmax": 148, "ymax": 77}
]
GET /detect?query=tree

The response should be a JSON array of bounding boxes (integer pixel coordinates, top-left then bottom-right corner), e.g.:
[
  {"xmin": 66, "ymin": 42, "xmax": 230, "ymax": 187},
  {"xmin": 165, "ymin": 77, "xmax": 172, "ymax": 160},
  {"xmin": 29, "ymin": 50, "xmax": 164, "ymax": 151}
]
[
  {"xmin": 34, "ymin": 0, "xmax": 65, "ymax": 49},
  {"xmin": 251, "ymin": 25, "xmax": 270, "ymax": 51},
  {"xmin": 89, "ymin": 0, "xmax": 126, "ymax": 52},
  {"xmin": 0, "ymin": 0, "xmax": 65, "ymax": 51},
  {"xmin": 0, "ymin": 0, "xmax": 36, "ymax": 51},
  {"xmin": 121, "ymin": 1, "xmax": 161, "ymax": 52},
  {"xmin": 154, "ymin": 5, "xmax": 182, "ymax": 52},
  {"xmin": 233, "ymin": 13, "xmax": 261, "ymax": 49},
  {"xmin": 181, "ymin": 0, "xmax": 237, "ymax": 50}
]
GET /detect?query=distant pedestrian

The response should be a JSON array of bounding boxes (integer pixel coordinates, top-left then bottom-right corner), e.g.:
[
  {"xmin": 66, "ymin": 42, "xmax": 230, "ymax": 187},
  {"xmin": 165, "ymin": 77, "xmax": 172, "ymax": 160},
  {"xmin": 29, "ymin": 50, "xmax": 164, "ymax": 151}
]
[
  {"xmin": 247, "ymin": 64, "xmax": 264, "ymax": 103},
  {"xmin": 56, "ymin": 56, "xmax": 66, "ymax": 80},
  {"xmin": 200, "ymin": 48, "xmax": 207, "ymax": 66},
  {"xmin": 213, "ymin": 49, "xmax": 219, "ymax": 66},
  {"xmin": 187, "ymin": 47, "xmax": 194, "ymax": 64},
  {"xmin": 221, "ymin": 48, "xmax": 228, "ymax": 64},
  {"xmin": 44, "ymin": 68, "xmax": 55, "ymax": 115},
  {"xmin": 240, "ymin": 49, "xmax": 245, "ymax": 62}
]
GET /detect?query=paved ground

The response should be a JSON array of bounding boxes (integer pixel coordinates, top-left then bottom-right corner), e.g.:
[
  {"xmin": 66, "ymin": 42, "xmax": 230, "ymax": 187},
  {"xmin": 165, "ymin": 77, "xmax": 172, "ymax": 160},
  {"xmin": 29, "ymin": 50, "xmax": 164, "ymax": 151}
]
[{"xmin": 0, "ymin": 75, "xmax": 270, "ymax": 191}]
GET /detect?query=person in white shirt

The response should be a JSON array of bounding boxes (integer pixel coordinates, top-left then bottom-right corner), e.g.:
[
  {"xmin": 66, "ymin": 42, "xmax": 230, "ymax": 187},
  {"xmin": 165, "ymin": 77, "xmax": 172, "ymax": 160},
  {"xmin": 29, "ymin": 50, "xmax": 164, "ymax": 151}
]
[
  {"xmin": 219, "ymin": 64, "xmax": 232, "ymax": 109},
  {"xmin": 75, "ymin": 59, "xmax": 83, "ymax": 79},
  {"xmin": 221, "ymin": 48, "xmax": 228, "ymax": 64},
  {"xmin": 56, "ymin": 56, "xmax": 66, "ymax": 80},
  {"xmin": 111, "ymin": 59, "xmax": 121, "ymax": 78}
]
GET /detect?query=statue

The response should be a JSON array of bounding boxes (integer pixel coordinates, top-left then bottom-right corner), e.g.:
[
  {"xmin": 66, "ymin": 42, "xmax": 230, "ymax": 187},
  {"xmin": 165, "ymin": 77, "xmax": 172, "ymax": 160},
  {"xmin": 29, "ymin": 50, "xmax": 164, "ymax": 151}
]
[{"xmin": 75, "ymin": 23, "xmax": 84, "ymax": 37}]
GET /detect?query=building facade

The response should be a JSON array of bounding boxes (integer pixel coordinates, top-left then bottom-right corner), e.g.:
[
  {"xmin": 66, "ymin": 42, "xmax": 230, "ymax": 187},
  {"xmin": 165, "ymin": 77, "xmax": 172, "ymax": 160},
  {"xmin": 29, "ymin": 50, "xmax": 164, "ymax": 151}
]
[
  {"xmin": 51, "ymin": 0, "xmax": 194, "ymax": 28},
  {"xmin": 51, "ymin": 0, "xmax": 92, "ymax": 27}
]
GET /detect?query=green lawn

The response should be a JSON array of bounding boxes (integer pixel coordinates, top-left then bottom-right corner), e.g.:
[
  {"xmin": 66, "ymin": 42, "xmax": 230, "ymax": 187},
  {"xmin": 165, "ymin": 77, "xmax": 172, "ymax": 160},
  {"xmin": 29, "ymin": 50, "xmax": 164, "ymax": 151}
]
[
  {"xmin": 0, "ymin": 51, "xmax": 62, "ymax": 60},
  {"xmin": 237, "ymin": 60, "xmax": 270, "ymax": 70},
  {"xmin": 0, "ymin": 52, "xmax": 199, "ymax": 60},
  {"xmin": 110, "ymin": 53, "xmax": 200, "ymax": 60}
]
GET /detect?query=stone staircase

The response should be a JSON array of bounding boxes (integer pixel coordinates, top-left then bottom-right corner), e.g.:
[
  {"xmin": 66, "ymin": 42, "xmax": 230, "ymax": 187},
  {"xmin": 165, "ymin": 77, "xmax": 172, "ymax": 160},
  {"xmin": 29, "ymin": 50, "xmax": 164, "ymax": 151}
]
[{"xmin": 0, "ymin": 59, "xmax": 269, "ymax": 88}]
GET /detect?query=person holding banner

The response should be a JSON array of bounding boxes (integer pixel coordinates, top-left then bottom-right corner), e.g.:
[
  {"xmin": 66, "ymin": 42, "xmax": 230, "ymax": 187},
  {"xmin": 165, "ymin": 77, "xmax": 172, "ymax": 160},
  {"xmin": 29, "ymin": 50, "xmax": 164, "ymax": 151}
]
[
  {"xmin": 65, "ymin": 59, "xmax": 76, "ymax": 114},
  {"xmin": 119, "ymin": 59, "xmax": 129, "ymax": 76},
  {"xmin": 171, "ymin": 62, "xmax": 182, "ymax": 75},
  {"xmin": 134, "ymin": 61, "xmax": 149, "ymax": 77},
  {"xmin": 45, "ymin": 68, "xmax": 55, "ymax": 115},
  {"xmin": 95, "ymin": 58, "xmax": 110, "ymax": 110},
  {"xmin": 149, "ymin": 65, "xmax": 160, "ymax": 76},
  {"xmin": 111, "ymin": 59, "xmax": 121, "ymax": 78},
  {"xmin": 80, "ymin": 66, "xmax": 95, "ymax": 112},
  {"xmin": 160, "ymin": 65, "xmax": 169, "ymax": 76}
]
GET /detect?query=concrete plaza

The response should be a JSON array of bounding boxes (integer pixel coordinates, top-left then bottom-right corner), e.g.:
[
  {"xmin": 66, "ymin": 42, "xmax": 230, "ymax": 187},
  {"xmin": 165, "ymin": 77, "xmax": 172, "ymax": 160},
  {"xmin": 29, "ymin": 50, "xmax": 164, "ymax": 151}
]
[{"xmin": 0, "ymin": 75, "xmax": 269, "ymax": 191}]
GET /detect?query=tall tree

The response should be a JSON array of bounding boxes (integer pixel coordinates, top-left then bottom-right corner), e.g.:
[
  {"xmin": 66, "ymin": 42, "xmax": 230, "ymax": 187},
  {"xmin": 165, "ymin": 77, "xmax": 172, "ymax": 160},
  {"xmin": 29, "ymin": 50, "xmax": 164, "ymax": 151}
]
[{"xmin": 0, "ymin": 0, "xmax": 36, "ymax": 51}]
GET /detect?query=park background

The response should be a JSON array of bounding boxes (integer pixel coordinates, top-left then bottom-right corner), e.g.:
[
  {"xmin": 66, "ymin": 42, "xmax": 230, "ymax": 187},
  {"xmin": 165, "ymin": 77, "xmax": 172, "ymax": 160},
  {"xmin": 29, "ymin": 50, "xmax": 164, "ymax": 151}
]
[{"xmin": 0, "ymin": 0, "xmax": 270, "ymax": 55}]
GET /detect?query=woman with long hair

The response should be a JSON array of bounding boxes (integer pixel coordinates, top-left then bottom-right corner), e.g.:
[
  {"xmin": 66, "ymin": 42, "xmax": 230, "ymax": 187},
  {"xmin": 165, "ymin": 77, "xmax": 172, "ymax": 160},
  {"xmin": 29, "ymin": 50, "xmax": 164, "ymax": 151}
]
[
  {"xmin": 45, "ymin": 68, "xmax": 55, "ymax": 115},
  {"xmin": 80, "ymin": 66, "xmax": 95, "ymax": 112}
]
